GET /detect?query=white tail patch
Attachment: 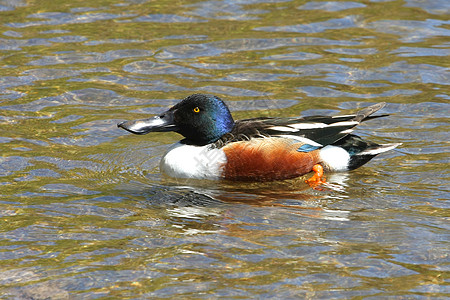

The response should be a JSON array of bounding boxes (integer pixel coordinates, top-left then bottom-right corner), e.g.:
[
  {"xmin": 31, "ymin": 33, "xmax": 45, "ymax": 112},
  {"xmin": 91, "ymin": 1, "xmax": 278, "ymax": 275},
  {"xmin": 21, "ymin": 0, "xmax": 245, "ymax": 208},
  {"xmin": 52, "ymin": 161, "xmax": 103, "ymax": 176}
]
[
  {"xmin": 357, "ymin": 143, "xmax": 402, "ymax": 156},
  {"xmin": 319, "ymin": 145, "xmax": 350, "ymax": 171}
]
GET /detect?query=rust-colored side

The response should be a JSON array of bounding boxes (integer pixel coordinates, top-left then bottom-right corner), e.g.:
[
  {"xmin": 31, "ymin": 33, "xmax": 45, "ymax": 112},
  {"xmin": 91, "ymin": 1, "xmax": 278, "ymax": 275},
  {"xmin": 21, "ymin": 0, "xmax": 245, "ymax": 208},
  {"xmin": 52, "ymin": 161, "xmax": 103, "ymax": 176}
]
[{"xmin": 222, "ymin": 138, "xmax": 320, "ymax": 181}]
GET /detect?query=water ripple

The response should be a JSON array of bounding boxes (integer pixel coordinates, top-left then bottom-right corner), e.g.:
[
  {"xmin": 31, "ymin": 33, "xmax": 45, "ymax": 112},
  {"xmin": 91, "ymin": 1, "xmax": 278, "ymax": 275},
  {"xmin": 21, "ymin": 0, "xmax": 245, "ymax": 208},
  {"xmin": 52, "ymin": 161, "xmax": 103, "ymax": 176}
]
[
  {"xmin": 298, "ymin": 86, "xmax": 420, "ymax": 98},
  {"xmin": 184, "ymin": 0, "xmax": 286, "ymax": 21},
  {"xmin": 132, "ymin": 14, "xmax": 206, "ymax": 23},
  {"xmin": 255, "ymin": 15, "xmax": 362, "ymax": 33},
  {"xmin": 27, "ymin": 49, "xmax": 153, "ymax": 66},
  {"xmin": 367, "ymin": 19, "xmax": 450, "ymax": 43},
  {"xmin": 8, "ymin": 11, "xmax": 136, "ymax": 28},
  {"xmin": 123, "ymin": 61, "xmax": 206, "ymax": 76},
  {"xmin": 404, "ymin": 0, "xmax": 450, "ymax": 14},
  {"xmin": 156, "ymin": 37, "xmax": 360, "ymax": 59},
  {"xmin": 298, "ymin": 1, "xmax": 366, "ymax": 11},
  {"xmin": 0, "ymin": 0, "xmax": 448, "ymax": 298}
]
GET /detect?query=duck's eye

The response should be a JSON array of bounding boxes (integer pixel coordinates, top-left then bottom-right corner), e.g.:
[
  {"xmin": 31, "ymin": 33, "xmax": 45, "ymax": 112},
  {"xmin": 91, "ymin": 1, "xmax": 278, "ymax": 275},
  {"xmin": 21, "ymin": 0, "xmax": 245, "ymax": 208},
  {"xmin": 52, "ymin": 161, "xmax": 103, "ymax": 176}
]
[{"xmin": 193, "ymin": 107, "xmax": 200, "ymax": 113}]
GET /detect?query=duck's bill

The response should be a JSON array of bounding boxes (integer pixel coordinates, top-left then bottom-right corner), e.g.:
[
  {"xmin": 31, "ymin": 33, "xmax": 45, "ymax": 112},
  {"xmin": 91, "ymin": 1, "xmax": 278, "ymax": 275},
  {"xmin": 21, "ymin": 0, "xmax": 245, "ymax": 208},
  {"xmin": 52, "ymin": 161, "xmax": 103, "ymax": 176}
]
[{"xmin": 117, "ymin": 111, "xmax": 178, "ymax": 135}]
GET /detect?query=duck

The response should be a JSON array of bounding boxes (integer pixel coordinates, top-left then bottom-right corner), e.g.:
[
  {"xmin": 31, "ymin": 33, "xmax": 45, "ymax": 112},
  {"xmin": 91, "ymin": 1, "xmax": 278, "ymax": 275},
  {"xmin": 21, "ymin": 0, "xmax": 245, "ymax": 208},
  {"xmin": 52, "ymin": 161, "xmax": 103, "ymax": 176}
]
[{"xmin": 118, "ymin": 94, "xmax": 400, "ymax": 187}]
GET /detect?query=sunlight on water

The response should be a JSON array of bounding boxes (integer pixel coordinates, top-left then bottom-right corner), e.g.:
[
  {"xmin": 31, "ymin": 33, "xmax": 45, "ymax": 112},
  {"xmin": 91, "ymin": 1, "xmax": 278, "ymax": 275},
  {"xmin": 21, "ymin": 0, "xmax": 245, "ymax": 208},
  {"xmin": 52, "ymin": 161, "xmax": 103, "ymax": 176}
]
[{"xmin": 0, "ymin": 0, "xmax": 448, "ymax": 298}]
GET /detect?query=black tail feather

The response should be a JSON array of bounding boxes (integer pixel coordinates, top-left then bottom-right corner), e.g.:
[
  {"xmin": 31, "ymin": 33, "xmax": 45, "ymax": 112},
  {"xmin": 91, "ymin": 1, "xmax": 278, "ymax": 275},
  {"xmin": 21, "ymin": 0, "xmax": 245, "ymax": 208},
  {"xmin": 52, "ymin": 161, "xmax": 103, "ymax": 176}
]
[{"xmin": 333, "ymin": 134, "xmax": 400, "ymax": 170}]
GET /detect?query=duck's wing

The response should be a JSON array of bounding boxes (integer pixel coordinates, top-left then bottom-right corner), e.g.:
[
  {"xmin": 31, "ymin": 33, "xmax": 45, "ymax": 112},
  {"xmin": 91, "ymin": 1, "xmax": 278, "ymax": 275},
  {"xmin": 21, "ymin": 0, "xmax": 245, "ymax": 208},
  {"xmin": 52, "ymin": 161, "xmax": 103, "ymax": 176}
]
[{"xmin": 215, "ymin": 102, "xmax": 388, "ymax": 148}]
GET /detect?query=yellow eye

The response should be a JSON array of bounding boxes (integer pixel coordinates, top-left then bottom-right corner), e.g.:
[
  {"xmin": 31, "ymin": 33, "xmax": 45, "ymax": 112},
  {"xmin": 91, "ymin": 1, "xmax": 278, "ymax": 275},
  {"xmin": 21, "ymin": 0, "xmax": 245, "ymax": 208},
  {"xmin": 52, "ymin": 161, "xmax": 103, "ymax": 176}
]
[{"xmin": 193, "ymin": 107, "xmax": 200, "ymax": 113}]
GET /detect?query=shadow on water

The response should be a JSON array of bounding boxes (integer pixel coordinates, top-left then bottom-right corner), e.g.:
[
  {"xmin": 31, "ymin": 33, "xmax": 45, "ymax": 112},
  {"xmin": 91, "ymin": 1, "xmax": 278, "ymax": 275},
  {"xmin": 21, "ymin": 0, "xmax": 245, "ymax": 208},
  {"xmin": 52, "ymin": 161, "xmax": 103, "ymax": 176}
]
[{"xmin": 112, "ymin": 170, "xmax": 357, "ymax": 225}]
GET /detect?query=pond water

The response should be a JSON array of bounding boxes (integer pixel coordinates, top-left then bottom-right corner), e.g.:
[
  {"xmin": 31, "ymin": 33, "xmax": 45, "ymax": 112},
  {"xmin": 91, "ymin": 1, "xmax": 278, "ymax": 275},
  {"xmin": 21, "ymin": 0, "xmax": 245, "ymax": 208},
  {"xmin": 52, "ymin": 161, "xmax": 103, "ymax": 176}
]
[{"xmin": 0, "ymin": 0, "xmax": 449, "ymax": 298}]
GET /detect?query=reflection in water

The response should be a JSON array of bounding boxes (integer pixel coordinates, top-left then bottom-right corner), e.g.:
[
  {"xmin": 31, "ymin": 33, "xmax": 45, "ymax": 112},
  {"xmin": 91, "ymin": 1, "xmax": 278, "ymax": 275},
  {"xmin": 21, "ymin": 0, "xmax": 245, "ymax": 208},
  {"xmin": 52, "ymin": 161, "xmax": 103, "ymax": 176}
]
[{"xmin": 0, "ymin": 0, "xmax": 448, "ymax": 298}]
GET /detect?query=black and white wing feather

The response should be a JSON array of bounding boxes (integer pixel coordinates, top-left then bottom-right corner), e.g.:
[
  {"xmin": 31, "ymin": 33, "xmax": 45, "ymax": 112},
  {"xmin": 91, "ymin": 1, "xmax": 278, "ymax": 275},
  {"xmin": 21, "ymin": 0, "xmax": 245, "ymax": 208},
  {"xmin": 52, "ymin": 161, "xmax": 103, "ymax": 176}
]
[{"xmin": 215, "ymin": 102, "xmax": 388, "ymax": 148}]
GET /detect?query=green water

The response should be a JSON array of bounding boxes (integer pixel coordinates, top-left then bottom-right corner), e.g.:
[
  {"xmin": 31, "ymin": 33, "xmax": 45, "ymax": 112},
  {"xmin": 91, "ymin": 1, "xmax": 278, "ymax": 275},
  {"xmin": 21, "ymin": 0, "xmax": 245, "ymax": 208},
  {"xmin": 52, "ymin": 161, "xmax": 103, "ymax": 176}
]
[{"xmin": 0, "ymin": 0, "xmax": 448, "ymax": 298}]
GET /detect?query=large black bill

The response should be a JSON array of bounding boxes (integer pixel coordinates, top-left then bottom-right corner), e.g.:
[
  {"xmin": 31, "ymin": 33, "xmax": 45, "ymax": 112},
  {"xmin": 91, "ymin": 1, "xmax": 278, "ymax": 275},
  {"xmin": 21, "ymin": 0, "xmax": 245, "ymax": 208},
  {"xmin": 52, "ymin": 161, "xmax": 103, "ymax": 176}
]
[{"xmin": 117, "ymin": 111, "xmax": 177, "ymax": 135}]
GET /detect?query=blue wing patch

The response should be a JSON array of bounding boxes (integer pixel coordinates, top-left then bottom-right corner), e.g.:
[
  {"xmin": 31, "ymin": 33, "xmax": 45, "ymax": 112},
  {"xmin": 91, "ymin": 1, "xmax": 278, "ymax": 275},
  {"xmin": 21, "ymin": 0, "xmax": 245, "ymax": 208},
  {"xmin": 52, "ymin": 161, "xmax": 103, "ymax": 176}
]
[{"xmin": 297, "ymin": 144, "xmax": 320, "ymax": 152}]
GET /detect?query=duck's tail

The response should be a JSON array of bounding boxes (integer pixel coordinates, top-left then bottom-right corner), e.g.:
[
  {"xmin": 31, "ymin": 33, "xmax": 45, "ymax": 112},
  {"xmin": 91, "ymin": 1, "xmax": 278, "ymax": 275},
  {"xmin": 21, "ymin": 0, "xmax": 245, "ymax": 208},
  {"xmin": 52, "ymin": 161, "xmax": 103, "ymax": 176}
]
[{"xmin": 319, "ymin": 134, "xmax": 401, "ymax": 172}]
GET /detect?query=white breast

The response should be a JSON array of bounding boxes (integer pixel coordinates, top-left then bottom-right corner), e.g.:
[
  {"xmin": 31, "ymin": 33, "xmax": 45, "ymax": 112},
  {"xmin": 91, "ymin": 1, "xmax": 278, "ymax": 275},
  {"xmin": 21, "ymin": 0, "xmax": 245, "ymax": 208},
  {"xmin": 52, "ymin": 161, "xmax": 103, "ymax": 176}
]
[{"xmin": 160, "ymin": 142, "xmax": 227, "ymax": 180}]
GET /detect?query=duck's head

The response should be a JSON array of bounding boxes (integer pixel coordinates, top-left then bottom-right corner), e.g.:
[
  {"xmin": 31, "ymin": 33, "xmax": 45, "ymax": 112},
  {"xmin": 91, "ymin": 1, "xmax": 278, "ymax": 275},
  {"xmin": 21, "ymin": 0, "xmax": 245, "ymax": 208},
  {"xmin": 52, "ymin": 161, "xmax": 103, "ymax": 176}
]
[{"xmin": 118, "ymin": 94, "xmax": 235, "ymax": 145}]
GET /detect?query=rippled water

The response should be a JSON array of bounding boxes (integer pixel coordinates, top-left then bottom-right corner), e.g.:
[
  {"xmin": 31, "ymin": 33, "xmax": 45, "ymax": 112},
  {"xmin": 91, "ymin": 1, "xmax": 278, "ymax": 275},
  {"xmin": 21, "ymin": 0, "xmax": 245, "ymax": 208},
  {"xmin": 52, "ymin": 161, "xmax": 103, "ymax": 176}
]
[{"xmin": 0, "ymin": 0, "xmax": 448, "ymax": 298}]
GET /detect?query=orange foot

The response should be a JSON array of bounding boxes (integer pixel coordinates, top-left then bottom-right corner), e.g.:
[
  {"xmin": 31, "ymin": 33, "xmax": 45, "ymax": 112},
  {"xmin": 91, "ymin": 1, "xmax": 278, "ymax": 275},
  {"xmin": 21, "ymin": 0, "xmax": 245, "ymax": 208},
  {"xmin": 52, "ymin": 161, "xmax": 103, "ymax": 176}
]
[{"xmin": 305, "ymin": 164, "xmax": 326, "ymax": 188}]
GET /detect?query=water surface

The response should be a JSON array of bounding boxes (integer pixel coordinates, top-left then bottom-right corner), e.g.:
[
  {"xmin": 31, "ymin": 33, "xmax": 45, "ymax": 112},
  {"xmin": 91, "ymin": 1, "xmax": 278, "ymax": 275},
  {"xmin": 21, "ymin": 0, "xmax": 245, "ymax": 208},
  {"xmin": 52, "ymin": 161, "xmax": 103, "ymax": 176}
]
[{"xmin": 0, "ymin": 0, "xmax": 448, "ymax": 298}]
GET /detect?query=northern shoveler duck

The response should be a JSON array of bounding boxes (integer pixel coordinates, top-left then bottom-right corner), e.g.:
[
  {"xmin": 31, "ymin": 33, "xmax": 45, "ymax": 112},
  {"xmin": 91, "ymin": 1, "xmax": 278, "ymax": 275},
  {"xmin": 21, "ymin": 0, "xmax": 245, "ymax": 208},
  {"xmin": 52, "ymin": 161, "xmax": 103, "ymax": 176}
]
[{"xmin": 118, "ymin": 94, "xmax": 400, "ymax": 187}]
